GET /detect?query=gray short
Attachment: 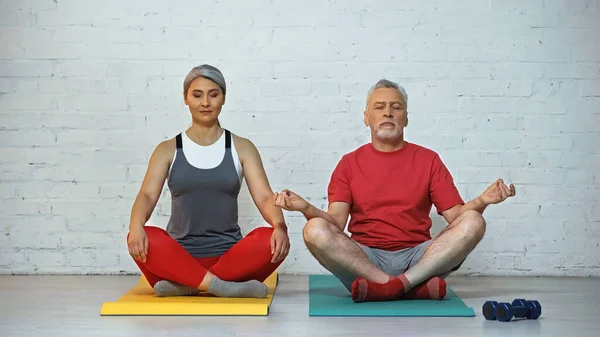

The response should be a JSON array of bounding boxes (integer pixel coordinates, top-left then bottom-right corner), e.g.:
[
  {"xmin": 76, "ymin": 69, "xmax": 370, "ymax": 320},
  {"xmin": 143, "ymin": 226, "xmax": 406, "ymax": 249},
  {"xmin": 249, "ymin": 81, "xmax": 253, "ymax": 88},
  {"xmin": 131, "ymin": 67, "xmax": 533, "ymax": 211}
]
[{"xmin": 333, "ymin": 240, "xmax": 462, "ymax": 292}]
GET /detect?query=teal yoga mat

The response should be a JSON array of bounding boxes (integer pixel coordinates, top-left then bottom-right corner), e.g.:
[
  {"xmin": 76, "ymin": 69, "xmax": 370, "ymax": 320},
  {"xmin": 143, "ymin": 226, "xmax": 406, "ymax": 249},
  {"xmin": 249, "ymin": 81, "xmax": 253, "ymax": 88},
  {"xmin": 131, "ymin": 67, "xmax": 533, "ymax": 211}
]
[{"xmin": 309, "ymin": 275, "xmax": 475, "ymax": 317}]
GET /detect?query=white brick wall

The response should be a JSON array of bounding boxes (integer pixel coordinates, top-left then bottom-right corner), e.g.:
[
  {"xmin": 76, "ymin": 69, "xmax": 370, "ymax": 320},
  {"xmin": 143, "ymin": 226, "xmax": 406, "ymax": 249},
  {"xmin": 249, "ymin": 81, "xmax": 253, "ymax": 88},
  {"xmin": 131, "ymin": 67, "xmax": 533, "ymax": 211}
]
[{"xmin": 1, "ymin": 0, "xmax": 599, "ymax": 277}]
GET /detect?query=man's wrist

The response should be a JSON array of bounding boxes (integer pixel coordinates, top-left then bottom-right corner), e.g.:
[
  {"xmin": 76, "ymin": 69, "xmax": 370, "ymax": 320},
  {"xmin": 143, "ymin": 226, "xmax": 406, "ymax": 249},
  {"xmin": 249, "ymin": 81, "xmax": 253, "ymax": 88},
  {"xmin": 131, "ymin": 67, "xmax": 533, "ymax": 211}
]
[
  {"xmin": 301, "ymin": 203, "xmax": 313, "ymax": 216},
  {"xmin": 474, "ymin": 195, "xmax": 489, "ymax": 210}
]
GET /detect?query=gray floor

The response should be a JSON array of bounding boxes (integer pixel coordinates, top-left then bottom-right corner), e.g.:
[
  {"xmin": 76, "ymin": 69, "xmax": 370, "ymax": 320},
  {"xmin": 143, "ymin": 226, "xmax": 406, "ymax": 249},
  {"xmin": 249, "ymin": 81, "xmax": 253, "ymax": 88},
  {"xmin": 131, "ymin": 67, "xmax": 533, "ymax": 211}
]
[{"xmin": 0, "ymin": 274, "xmax": 598, "ymax": 336}]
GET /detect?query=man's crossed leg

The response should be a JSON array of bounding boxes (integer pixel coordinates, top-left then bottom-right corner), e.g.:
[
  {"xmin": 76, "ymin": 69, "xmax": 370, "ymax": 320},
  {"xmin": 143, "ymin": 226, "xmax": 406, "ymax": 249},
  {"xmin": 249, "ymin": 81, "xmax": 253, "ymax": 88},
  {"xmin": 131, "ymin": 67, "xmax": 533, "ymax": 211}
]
[{"xmin": 303, "ymin": 209, "xmax": 486, "ymax": 302}]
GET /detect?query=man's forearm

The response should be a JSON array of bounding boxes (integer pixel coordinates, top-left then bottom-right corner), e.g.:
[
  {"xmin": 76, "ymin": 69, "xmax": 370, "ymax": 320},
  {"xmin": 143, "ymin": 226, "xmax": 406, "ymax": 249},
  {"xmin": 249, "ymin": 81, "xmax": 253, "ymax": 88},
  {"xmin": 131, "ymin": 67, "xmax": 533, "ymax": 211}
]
[
  {"xmin": 460, "ymin": 196, "xmax": 488, "ymax": 215},
  {"xmin": 301, "ymin": 204, "xmax": 343, "ymax": 231}
]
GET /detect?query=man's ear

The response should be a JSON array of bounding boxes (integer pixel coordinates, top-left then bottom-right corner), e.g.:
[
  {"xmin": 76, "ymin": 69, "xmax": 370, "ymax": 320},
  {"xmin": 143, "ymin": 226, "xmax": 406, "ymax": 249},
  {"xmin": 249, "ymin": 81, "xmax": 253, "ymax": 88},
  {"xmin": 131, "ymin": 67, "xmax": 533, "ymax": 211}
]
[{"xmin": 363, "ymin": 110, "xmax": 369, "ymax": 126}]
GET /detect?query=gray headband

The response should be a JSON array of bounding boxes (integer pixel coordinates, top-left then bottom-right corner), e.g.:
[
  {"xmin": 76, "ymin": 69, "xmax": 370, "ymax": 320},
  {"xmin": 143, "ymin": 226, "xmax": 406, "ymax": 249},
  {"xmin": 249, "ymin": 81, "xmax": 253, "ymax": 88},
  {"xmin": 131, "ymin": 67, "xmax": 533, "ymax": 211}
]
[{"xmin": 183, "ymin": 64, "xmax": 226, "ymax": 96}]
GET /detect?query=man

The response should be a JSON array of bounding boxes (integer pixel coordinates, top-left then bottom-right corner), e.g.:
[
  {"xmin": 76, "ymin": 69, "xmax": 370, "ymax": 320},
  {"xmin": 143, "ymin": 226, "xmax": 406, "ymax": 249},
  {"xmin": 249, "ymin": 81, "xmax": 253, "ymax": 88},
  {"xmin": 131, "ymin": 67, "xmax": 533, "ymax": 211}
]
[{"xmin": 273, "ymin": 79, "xmax": 516, "ymax": 302}]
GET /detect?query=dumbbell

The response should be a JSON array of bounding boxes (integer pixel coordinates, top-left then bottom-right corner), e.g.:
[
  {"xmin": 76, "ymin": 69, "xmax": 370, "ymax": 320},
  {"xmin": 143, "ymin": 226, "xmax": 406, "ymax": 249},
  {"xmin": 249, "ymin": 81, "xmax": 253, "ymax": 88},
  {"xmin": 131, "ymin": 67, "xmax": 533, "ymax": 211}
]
[{"xmin": 482, "ymin": 299, "xmax": 542, "ymax": 322}]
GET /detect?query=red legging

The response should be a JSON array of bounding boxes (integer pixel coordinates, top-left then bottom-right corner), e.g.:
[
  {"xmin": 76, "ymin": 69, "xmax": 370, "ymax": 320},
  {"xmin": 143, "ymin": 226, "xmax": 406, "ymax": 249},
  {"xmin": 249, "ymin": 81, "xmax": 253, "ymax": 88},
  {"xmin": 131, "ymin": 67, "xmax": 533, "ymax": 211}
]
[{"xmin": 128, "ymin": 226, "xmax": 281, "ymax": 288}]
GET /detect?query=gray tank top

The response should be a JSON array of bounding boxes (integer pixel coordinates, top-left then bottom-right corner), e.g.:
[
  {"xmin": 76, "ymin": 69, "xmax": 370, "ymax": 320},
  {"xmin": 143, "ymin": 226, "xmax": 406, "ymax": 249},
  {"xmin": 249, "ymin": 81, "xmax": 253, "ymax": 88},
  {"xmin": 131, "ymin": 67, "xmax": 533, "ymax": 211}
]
[{"xmin": 165, "ymin": 130, "xmax": 243, "ymax": 257}]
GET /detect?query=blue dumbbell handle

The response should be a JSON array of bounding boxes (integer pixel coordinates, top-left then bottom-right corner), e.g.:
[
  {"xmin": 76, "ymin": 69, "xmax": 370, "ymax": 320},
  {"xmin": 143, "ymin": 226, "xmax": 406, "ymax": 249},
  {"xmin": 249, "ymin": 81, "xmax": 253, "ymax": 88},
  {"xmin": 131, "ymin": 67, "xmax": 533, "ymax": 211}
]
[{"xmin": 510, "ymin": 305, "xmax": 530, "ymax": 317}]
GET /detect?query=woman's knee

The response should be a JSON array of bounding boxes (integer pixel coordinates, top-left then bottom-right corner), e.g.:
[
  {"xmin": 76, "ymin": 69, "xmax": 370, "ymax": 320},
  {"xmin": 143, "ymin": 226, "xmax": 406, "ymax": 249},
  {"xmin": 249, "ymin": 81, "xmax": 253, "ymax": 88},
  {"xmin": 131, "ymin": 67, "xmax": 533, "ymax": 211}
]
[
  {"xmin": 144, "ymin": 226, "xmax": 169, "ymax": 237},
  {"xmin": 127, "ymin": 226, "xmax": 170, "ymax": 247},
  {"xmin": 247, "ymin": 226, "xmax": 274, "ymax": 239}
]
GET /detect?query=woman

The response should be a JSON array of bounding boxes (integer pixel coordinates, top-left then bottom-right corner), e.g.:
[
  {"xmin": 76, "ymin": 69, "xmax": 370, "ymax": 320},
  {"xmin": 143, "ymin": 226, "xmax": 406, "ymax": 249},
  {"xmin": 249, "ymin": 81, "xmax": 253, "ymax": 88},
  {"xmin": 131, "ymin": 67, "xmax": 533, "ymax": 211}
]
[{"xmin": 126, "ymin": 64, "xmax": 290, "ymax": 298}]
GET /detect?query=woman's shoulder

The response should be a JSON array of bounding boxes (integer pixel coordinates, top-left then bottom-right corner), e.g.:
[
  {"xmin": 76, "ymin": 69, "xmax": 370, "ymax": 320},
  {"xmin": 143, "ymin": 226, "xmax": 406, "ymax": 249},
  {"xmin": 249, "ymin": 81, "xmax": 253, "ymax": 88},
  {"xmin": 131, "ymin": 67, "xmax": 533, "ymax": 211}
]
[
  {"xmin": 151, "ymin": 137, "xmax": 177, "ymax": 163},
  {"xmin": 229, "ymin": 131, "xmax": 260, "ymax": 160},
  {"xmin": 230, "ymin": 132, "xmax": 254, "ymax": 150}
]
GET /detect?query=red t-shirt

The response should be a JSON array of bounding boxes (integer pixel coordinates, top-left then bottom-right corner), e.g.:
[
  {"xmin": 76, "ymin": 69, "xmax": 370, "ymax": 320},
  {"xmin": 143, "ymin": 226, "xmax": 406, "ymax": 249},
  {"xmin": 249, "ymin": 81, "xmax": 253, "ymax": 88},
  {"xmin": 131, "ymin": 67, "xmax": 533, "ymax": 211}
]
[{"xmin": 327, "ymin": 142, "xmax": 464, "ymax": 251}]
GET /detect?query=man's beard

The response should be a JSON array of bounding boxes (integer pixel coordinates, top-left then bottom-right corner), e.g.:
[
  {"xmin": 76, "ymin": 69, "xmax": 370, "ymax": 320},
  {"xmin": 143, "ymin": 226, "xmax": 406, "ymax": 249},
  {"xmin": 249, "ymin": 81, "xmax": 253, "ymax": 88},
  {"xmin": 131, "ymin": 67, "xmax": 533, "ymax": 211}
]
[{"xmin": 374, "ymin": 122, "xmax": 403, "ymax": 140}]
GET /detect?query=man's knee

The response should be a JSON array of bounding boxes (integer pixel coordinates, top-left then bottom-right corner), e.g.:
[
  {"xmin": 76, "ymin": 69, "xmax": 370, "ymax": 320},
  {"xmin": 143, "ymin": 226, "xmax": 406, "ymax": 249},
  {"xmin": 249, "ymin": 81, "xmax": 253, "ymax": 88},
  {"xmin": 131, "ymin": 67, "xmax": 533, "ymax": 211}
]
[
  {"xmin": 458, "ymin": 210, "xmax": 486, "ymax": 241},
  {"xmin": 302, "ymin": 217, "xmax": 334, "ymax": 247}
]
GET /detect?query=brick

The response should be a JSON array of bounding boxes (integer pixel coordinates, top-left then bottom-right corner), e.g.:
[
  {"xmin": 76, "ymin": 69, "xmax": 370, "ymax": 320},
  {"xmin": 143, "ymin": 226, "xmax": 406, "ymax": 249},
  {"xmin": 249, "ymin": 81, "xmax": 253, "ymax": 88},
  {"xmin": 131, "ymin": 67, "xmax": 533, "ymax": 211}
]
[
  {"xmin": 541, "ymin": 203, "xmax": 594, "ymax": 221},
  {"xmin": 55, "ymin": 61, "xmax": 110, "ymax": 78},
  {"xmin": 581, "ymin": 80, "xmax": 600, "ymax": 97},
  {"xmin": 0, "ymin": 148, "xmax": 55, "ymax": 165},
  {"xmin": 462, "ymin": 133, "xmax": 520, "ymax": 150},
  {"xmin": 546, "ymin": 64, "xmax": 600, "ymax": 79},
  {"xmin": 1, "ymin": 130, "xmax": 56, "ymax": 146},
  {"xmin": 480, "ymin": 81, "xmax": 507, "ymax": 97},
  {"xmin": 0, "ymin": 250, "xmax": 26, "ymax": 267},
  {"xmin": 27, "ymin": 251, "xmax": 65, "ymax": 268},
  {"xmin": 252, "ymin": 9, "xmax": 317, "ymax": 27},
  {"xmin": 561, "ymin": 12, "xmax": 599, "ymax": 28},
  {"xmin": 67, "ymin": 218, "xmax": 128, "ymax": 233},
  {"xmin": 297, "ymin": 98, "xmax": 349, "ymax": 114},
  {"xmin": 0, "ymin": 78, "xmax": 37, "ymax": 93},
  {"xmin": 310, "ymin": 81, "xmax": 340, "ymax": 97},
  {"xmin": 454, "ymin": 168, "xmax": 514, "ymax": 184},
  {"xmin": 512, "ymin": 168, "xmax": 565, "ymax": 184},
  {"xmin": 520, "ymin": 135, "xmax": 573, "ymax": 150},
  {"xmin": 60, "ymin": 231, "xmax": 124, "ymax": 249},
  {"xmin": 459, "ymin": 97, "xmax": 520, "ymax": 114},
  {"xmin": 37, "ymin": 79, "xmax": 94, "ymax": 94},
  {"xmin": 260, "ymin": 80, "xmax": 311, "ymax": 97},
  {"xmin": 31, "ymin": 165, "xmax": 128, "ymax": 182},
  {"xmin": 310, "ymin": 112, "xmax": 362, "ymax": 131},
  {"xmin": 0, "ymin": 200, "xmax": 52, "ymax": 216},
  {"xmin": 0, "ymin": 93, "xmax": 55, "ymax": 110},
  {"xmin": 0, "ymin": 60, "xmax": 55, "ymax": 77},
  {"xmin": 0, "ymin": 184, "xmax": 14, "ymax": 198},
  {"xmin": 527, "ymin": 152, "xmax": 563, "ymax": 168},
  {"xmin": 413, "ymin": 135, "xmax": 465, "ymax": 150},
  {"xmin": 7, "ymin": 231, "xmax": 61, "ymax": 249},
  {"xmin": 516, "ymin": 253, "xmax": 561, "ymax": 270},
  {"xmin": 570, "ymin": 44, "xmax": 600, "ymax": 62},
  {"xmin": 489, "ymin": 63, "xmax": 545, "ymax": 79},
  {"xmin": 56, "ymin": 131, "xmax": 115, "ymax": 147},
  {"xmin": 259, "ymin": 148, "xmax": 311, "ymax": 169},
  {"xmin": 507, "ymin": 80, "xmax": 533, "ymax": 97},
  {"xmin": 515, "ymin": 45, "xmax": 571, "ymax": 63},
  {"xmin": 57, "ymin": 94, "xmax": 128, "ymax": 112},
  {"xmin": 544, "ymin": 28, "xmax": 600, "ymax": 45},
  {"xmin": 361, "ymin": 10, "xmax": 419, "ymax": 28},
  {"xmin": 2, "ymin": 216, "xmax": 67, "ymax": 232},
  {"xmin": 70, "ymin": 249, "xmax": 120, "ymax": 267},
  {"xmin": 563, "ymin": 169, "xmax": 595, "ymax": 185},
  {"xmin": 18, "ymin": 182, "xmax": 98, "ymax": 199},
  {"xmin": 435, "ymin": 63, "xmax": 492, "ymax": 79},
  {"xmin": 442, "ymin": 151, "xmax": 503, "ymax": 168},
  {"xmin": 126, "ymin": 165, "xmax": 149, "ymax": 183},
  {"xmin": 108, "ymin": 61, "xmax": 166, "ymax": 78},
  {"xmin": 560, "ymin": 151, "xmax": 591, "ymax": 169},
  {"xmin": 497, "ymin": 152, "xmax": 530, "ymax": 167},
  {"xmin": 51, "ymin": 26, "xmax": 105, "ymax": 43}
]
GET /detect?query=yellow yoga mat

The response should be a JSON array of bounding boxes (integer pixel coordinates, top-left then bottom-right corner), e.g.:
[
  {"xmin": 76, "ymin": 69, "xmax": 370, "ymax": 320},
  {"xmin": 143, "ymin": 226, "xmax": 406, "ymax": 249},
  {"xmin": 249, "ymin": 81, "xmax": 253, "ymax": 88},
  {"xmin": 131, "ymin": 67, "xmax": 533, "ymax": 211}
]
[{"xmin": 101, "ymin": 273, "xmax": 278, "ymax": 316}]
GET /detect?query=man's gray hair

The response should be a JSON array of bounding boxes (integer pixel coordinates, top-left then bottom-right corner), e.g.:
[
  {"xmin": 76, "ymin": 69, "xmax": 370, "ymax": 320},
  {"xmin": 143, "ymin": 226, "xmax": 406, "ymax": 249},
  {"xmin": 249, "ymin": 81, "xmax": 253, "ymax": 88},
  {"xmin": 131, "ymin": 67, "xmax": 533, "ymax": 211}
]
[{"xmin": 366, "ymin": 79, "xmax": 408, "ymax": 107}]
